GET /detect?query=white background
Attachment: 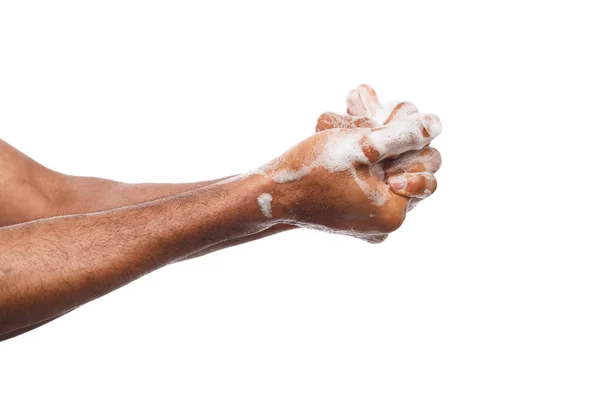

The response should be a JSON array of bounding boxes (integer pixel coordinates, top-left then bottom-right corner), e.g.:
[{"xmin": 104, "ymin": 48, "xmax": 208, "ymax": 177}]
[{"xmin": 1, "ymin": 1, "xmax": 599, "ymax": 399}]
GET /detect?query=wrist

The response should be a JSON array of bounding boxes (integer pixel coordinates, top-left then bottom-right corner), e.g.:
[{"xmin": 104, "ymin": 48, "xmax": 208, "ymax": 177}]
[
  {"xmin": 232, "ymin": 171, "xmax": 302, "ymax": 224},
  {"xmin": 254, "ymin": 176, "xmax": 301, "ymax": 224}
]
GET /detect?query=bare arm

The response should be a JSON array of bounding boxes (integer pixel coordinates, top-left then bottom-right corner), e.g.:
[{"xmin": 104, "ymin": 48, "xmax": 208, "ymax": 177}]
[
  {"xmin": 0, "ymin": 141, "xmax": 296, "ymax": 340},
  {"xmin": 0, "ymin": 139, "xmax": 297, "ymax": 262},
  {"xmin": 0, "ymin": 174, "xmax": 279, "ymax": 336},
  {"xmin": 0, "ymin": 84, "xmax": 442, "ymax": 340},
  {"xmin": 57, "ymin": 174, "xmax": 298, "ymax": 258}
]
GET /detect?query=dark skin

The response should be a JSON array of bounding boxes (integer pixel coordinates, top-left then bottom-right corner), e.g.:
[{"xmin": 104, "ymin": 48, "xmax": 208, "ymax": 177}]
[
  {"xmin": 0, "ymin": 85, "xmax": 442, "ymax": 340},
  {"xmin": 0, "ymin": 141, "xmax": 297, "ymax": 340}
]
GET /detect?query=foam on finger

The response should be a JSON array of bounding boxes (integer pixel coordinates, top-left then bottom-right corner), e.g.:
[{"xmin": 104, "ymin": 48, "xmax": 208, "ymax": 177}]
[
  {"xmin": 366, "ymin": 113, "xmax": 442, "ymax": 159},
  {"xmin": 346, "ymin": 89, "xmax": 366, "ymax": 116},
  {"xmin": 388, "ymin": 171, "xmax": 437, "ymax": 199},
  {"xmin": 315, "ymin": 112, "xmax": 375, "ymax": 132},
  {"xmin": 357, "ymin": 84, "xmax": 382, "ymax": 118},
  {"xmin": 379, "ymin": 101, "xmax": 419, "ymax": 124},
  {"xmin": 384, "ymin": 147, "xmax": 442, "ymax": 175},
  {"xmin": 346, "ymin": 84, "xmax": 419, "ymax": 127}
]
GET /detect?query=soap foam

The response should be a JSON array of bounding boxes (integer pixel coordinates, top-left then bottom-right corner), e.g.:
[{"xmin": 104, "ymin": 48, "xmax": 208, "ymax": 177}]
[
  {"xmin": 350, "ymin": 167, "xmax": 388, "ymax": 206},
  {"xmin": 372, "ymin": 101, "xmax": 419, "ymax": 125},
  {"xmin": 257, "ymin": 118, "xmax": 431, "ymax": 206},
  {"xmin": 253, "ymin": 87, "xmax": 440, "ymax": 209},
  {"xmin": 257, "ymin": 193, "xmax": 273, "ymax": 218},
  {"xmin": 272, "ymin": 166, "xmax": 312, "ymax": 183},
  {"xmin": 385, "ymin": 147, "xmax": 442, "ymax": 174}
]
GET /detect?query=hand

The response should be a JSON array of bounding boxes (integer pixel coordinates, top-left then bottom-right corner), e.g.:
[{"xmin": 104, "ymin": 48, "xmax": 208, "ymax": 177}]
[
  {"xmin": 260, "ymin": 86, "xmax": 442, "ymax": 242},
  {"xmin": 316, "ymin": 84, "xmax": 442, "ymax": 212}
]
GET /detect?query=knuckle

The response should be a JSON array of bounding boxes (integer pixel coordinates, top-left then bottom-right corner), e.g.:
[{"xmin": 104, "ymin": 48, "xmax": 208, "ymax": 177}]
[{"xmin": 423, "ymin": 147, "xmax": 442, "ymax": 172}]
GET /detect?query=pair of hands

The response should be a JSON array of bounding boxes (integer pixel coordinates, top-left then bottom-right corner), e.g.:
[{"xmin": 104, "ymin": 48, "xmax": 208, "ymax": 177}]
[{"xmin": 258, "ymin": 84, "xmax": 442, "ymax": 243}]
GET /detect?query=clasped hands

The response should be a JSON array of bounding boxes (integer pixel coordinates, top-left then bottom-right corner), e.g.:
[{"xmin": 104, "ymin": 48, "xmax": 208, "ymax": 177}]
[{"xmin": 253, "ymin": 84, "xmax": 443, "ymax": 243}]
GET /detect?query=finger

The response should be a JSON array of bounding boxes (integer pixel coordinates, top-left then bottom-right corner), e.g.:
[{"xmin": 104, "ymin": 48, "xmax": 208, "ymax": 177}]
[
  {"xmin": 357, "ymin": 84, "xmax": 382, "ymax": 118},
  {"xmin": 361, "ymin": 113, "xmax": 442, "ymax": 162},
  {"xmin": 346, "ymin": 84, "xmax": 382, "ymax": 117},
  {"xmin": 383, "ymin": 147, "xmax": 442, "ymax": 175},
  {"xmin": 315, "ymin": 112, "xmax": 376, "ymax": 132},
  {"xmin": 346, "ymin": 89, "xmax": 365, "ymax": 116},
  {"xmin": 380, "ymin": 101, "xmax": 419, "ymax": 124},
  {"xmin": 388, "ymin": 172, "xmax": 437, "ymax": 199},
  {"xmin": 346, "ymin": 85, "xmax": 418, "ymax": 126},
  {"xmin": 363, "ymin": 100, "xmax": 419, "ymax": 125}
]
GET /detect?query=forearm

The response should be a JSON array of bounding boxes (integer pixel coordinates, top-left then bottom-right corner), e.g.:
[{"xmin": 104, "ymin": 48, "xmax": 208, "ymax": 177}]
[
  {"xmin": 0, "ymin": 139, "xmax": 232, "ymax": 225},
  {"xmin": 0, "ymin": 313, "xmax": 67, "ymax": 341},
  {"xmin": 0, "ymin": 139, "xmax": 295, "ymax": 258},
  {"xmin": 59, "ymin": 174, "xmax": 298, "ymax": 257},
  {"xmin": 57, "ymin": 174, "xmax": 233, "ymax": 214},
  {"xmin": 0, "ymin": 174, "xmax": 284, "ymax": 336}
]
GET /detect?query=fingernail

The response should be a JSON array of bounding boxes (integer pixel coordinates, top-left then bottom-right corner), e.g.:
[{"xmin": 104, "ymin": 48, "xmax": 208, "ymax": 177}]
[{"xmin": 389, "ymin": 175, "xmax": 407, "ymax": 191}]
